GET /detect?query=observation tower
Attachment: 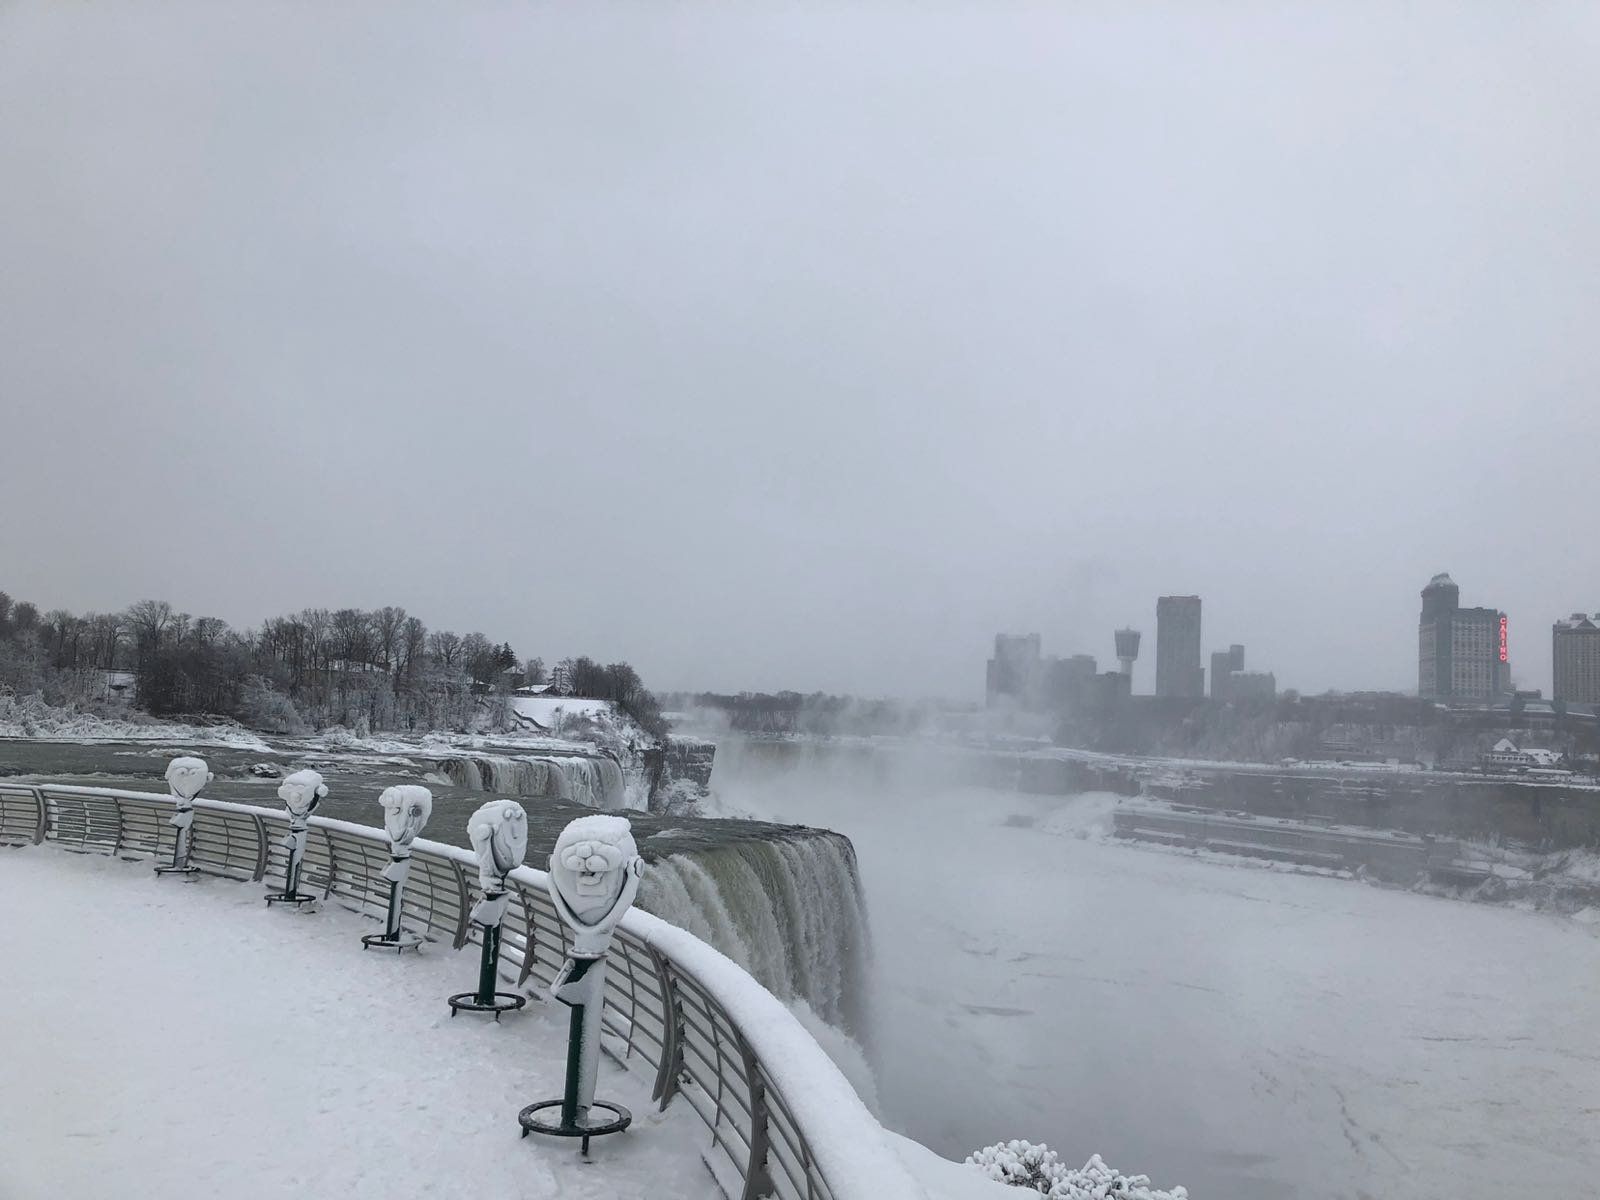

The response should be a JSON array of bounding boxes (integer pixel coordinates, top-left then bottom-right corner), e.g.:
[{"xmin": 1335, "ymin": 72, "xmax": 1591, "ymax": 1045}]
[{"xmin": 1114, "ymin": 627, "xmax": 1141, "ymax": 680}]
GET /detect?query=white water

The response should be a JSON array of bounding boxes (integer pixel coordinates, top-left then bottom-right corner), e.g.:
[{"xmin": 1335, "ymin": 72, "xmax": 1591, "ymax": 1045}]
[
  {"xmin": 640, "ymin": 835, "xmax": 867, "ymax": 1031},
  {"xmin": 436, "ymin": 753, "xmax": 629, "ymax": 810}
]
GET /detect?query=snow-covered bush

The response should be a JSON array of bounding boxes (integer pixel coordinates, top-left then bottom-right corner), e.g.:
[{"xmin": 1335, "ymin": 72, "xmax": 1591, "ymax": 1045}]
[
  {"xmin": 236, "ymin": 676, "xmax": 307, "ymax": 735},
  {"xmin": 317, "ymin": 724, "xmax": 362, "ymax": 749},
  {"xmin": 654, "ymin": 776, "xmax": 705, "ymax": 817},
  {"xmin": 0, "ymin": 693, "xmax": 155, "ymax": 740},
  {"xmin": 965, "ymin": 1142, "xmax": 1187, "ymax": 1200}
]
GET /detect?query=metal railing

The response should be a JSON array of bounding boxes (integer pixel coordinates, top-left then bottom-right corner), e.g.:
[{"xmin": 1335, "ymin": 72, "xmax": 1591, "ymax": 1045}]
[{"xmin": 0, "ymin": 781, "xmax": 921, "ymax": 1200}]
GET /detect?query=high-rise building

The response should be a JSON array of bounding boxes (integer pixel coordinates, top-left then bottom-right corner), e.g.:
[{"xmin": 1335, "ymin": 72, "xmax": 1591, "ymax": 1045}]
[
  {"xmin": 986, "ymin": 633, "xmax": 1042, "ymax": 707},
  {"xmin": 1417, "ymin": 573, "xmax": 1508, "ymax": 702},
  {"xmin": 1209, "ymin": 644, "xmax": 1251, "ymax": 701},
  {"xmin": 1155, "ymin": 596, "xmax": 1203, "ymax": 698},
  {"xmin": 1209, "ymin": 651, "xmax": 1229, "ymax": 700},
  {"xmin": 1553, "ymin": 614, "xmax": 1600, "ymax": 705}
]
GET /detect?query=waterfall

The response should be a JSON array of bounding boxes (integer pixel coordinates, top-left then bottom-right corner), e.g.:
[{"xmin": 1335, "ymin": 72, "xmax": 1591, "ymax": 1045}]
[
  {"xmin": 439, "ymin": 749, "xmax": 869, "ymax": 1033},
  {"xmin": 638, "ymin": 831, "xmax": 867, "ymax": 1032},
  {"xmin": 434, "ymin": 753, "xmax": 631, "ymax": 810}
]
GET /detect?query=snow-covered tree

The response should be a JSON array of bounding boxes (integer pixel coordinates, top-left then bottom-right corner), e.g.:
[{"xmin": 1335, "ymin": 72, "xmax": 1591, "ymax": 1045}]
[{"xmin": 965, "ymin": 1142, "xmax": 1187, "ymax": 1200}]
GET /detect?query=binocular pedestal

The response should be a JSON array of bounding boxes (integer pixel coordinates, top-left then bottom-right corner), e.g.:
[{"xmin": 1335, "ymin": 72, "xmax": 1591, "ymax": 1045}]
[
  {"xmin": 154, "ymin": 810, "xmax": 198, "ymax": 877},
  {"xmin": 448, "ymin": 902, "xmax": 526, "ymax": 1019},
  {"xmin": 518, "ymin": 954, "xmax": 632, "ymax": 1154},
  {"xmin": 361, "ymin": 868, "xmax": 422, "ymax": 953},
  {"xmin": 266, "ymin": 825, "xmax": 317, "ymax": 907}
]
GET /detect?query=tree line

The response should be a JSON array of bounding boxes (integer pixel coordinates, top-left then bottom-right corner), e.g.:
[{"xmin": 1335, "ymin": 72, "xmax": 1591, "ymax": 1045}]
[{"xmin": 0, "ymin": 589, "xmax": 663, "ymax": 739}]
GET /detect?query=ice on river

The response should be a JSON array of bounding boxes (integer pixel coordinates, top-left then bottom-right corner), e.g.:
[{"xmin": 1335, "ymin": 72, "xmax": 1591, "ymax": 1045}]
[{"xmin": 711, "ymin": 764, "xmax": 1600, "ymax": 1200}]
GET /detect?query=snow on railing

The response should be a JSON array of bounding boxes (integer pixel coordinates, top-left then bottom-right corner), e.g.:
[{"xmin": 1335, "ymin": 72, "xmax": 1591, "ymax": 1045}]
[{"xmin": 0, "ymin": 782, "xmax": 925, "ymax": 1200}]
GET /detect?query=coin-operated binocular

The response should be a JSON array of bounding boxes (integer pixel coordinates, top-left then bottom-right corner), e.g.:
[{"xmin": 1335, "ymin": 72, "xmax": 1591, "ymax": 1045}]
[
  {"xmin": 518, "ymin": 815, "xmax": 644, "ymax": 1154},
  {"xmin": 448, "ymin": 800, "xmax": 529, "ymax": 1018},
  {"xmin": 361, "ymin": 785, "xmax": 433, "ymax": 953},
  {"xmin": 155, "ymin": 756, "xmax": 212, "ymax": 876},
  {"xmin": 266, "ymin": 769, "xmax": 327, "ymax": 907}
]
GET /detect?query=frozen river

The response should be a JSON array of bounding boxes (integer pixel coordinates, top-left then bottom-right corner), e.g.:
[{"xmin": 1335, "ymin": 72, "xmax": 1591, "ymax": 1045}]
[{"xmin": 711, "ymin": 742, "xmax": 1600, "ymax": 1200}]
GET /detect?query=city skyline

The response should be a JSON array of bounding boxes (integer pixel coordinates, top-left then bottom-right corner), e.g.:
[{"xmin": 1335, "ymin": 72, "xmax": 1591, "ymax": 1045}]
[{"xmin": 987, "ymin": 569, "xmax": 1589, "ymax": 707}]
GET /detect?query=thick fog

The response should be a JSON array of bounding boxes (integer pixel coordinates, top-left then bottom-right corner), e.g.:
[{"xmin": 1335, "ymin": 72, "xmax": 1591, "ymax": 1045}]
[{"xmin": 3, "ymin": 2, "xmax": 1597, "ymax": 698}]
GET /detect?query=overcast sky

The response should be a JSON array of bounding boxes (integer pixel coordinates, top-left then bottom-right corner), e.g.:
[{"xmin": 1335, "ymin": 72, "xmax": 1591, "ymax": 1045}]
[{"xmin": 2, "ymin": 2, "xmax": 1596, "ymax": 699}]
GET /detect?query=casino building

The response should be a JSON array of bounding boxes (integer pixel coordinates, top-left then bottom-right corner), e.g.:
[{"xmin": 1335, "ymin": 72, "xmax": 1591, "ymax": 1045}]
[{"xmin": 1418, "ymin": 573, "xmax": 1509, "ymax": 703}]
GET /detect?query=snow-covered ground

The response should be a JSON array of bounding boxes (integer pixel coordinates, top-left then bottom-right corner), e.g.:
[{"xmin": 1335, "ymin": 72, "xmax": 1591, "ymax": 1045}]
[
  {"xmin": 710, "ymin": 754, "xmax": 1600, "ymax": 1200},
  {"xmin": 0, "ymin": 849, "xmax": 718, "ymax": 1200},
  {"xmin": 0, "ymin": 843, "xmax": 1029, "ymax": 1200},
  {"xmin": 511, "ymin": 695, "xmax": 615, "ymax": 729}
]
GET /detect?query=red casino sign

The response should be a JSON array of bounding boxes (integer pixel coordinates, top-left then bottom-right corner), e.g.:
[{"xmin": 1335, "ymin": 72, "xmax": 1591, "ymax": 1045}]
[{"xmin": 1499, "ymin": 615, "xmax": 1508, "ymax": 663}]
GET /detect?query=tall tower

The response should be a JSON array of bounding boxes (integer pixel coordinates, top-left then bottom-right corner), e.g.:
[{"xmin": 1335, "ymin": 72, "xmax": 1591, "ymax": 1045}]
[
  {"xmin": 1155, "ymin": 596, "xmax": 1203, "ymax": 698},
  {"xmin": 1114, "ymin": 628, "xmax": 1141, "ymax": 679},
  {"xmin": 1418, "ymin": 573, "xmax": 1457, "ymax": 699},
  {"xmin": 1418, "ymin": 573, "xmax": 1506, "ymax": 701}
]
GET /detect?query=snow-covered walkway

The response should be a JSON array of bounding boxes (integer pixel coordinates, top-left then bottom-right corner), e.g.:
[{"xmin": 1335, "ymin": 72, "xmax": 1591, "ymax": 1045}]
[{"xmin": 0, "ymin": 847, "xmax": 719, "ymax": 1200}]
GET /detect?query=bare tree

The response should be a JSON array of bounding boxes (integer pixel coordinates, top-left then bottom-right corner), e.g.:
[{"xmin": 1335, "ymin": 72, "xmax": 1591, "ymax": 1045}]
[
  {"xmin": 192, "ymin": 616, "xmax": 229, "ymax": 646},
  {"xmin": 461, "ymin": 632, "xmax": 496, "ymax": 687},
  {"xmin": 427, "ymin": 629, "xmax": 462, "ymax": 667},
  {"xmin": 86, "ymin": 613, "xmax": 123, "ymax": 669},
  {"xmin": 331, "ymin": 608, "xmax": 375, "ymax": 666},
  {"xmin": 125, "ymin": 600, "xmax": 174, "ymax": 675},
  {"xmin": 398, "ymin": 616, "xmax": 427, "ymax": 682},
  {"xmin": 42, "ymin": 610, "xmax": 79, "ymax": 668},
  {"xmin": 11, "ymin": 600, "xmax": 40, "ymax": 633},
  {"xmin": 372, "ymin": 605, "xmax": 407, "ymax": 672}
]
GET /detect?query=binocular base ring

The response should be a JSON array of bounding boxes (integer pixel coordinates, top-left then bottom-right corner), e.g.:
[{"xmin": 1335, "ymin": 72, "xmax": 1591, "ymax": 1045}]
[
  {"xmin": 517, "ymin": 1099, "xmax": 632, "ymax": 1155},
  {"xmin": 447, "ymin": 991, "xmax": 526, "ymax": 1021},
  {"xmin": 362, "ymin": 930, "xmax": 423, "ymax": 953}
]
